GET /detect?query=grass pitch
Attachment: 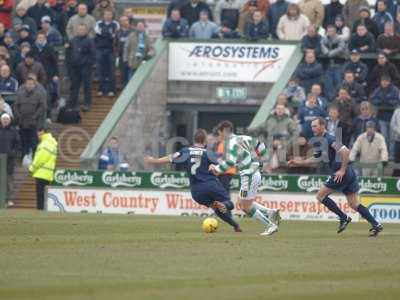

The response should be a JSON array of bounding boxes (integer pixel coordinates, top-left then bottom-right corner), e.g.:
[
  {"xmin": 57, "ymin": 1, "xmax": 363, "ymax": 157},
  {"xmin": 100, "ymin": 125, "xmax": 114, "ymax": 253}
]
[{"xmin": 0, "ymin": 210, "xmax": 399, "ymax": 300}]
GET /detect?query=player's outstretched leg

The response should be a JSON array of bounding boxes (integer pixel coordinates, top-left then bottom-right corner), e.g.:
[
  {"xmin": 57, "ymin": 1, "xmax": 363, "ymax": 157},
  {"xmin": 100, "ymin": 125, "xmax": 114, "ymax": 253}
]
[
  {"xmin": 252, "ymin": 201, "xmax": 281, "ymax": 225},
  {"xmin": 241, "ymin": 200, "xmax": 278, "ymax": 236},
  {"xmin": 346, "ymin": 193, "xmax": 383, "ymax": 237},
  {"xmin": 211, "ymin": 201, "xmax": 242, "ymax": 232}
]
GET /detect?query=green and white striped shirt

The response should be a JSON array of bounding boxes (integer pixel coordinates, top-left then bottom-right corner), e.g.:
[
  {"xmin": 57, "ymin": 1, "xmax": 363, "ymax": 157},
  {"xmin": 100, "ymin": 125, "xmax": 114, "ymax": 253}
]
[{"xmin": 215, "ymin": 134, "xmax": 268, "ymax": 176}]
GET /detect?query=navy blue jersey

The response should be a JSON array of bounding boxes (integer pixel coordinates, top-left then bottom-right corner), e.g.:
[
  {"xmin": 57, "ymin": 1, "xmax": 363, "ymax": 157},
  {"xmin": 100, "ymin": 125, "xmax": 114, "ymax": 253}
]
[
  {"xmin": 312, "ymin": 132, "xmax": 343, "ymax": 172},
  {"xmin": 170, "ymin": 146, "xmax": 218, "ymax": 185}
]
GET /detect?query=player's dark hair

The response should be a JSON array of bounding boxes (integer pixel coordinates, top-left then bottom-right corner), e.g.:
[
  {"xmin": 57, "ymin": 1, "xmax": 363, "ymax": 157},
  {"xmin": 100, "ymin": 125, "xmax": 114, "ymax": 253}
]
[
  {"xmin": 194, "ymin": 129, "xmax": 207, "ymax": 144},
  {"xmin": 217, "ymin": 120, "xmax": 234, "ymax": 133}
]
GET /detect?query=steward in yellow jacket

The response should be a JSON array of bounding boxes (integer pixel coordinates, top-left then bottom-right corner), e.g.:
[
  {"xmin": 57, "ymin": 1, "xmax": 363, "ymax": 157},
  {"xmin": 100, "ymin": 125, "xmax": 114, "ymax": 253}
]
[{"xmin": 29, "ymin": 126, "xmax": 58, "ymax": 210}]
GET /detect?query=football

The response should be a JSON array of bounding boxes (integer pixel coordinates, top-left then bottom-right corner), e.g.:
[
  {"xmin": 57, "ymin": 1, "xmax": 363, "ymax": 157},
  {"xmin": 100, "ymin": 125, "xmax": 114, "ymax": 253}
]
[{"xmin": 202, "ymin": 217, "xmax": 218, "ymax": 233}]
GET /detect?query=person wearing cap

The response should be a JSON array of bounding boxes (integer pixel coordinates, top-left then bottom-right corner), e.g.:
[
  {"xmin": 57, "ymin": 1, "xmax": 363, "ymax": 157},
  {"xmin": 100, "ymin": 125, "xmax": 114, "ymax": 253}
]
[
  {"xmin": 351, "ymin": 6, "xmax": 379, "ymax": 38},
  {"xmin": 373, "ymin": 0, "xmax": 393, "ymax": 35},
  {"xmin": 245, "ymin": 10, "xmax": 270, "ymax": 41},
  {"xmin": 390, "ymin": 105, "xmax": 400, "ymax": 176},
  {"xmin": 334, "ymin": 15, "xmax": 350, "ymax": 42},
  {"xmin": 343, "ymin": 49, "xmax": 368, "ymax": 85},
  {"xmin": 66, "ymin": 3, "xmax": 96, "ymax": 40},
  {"xmin": 29, "ymin": 122, "xmax": 58, "ymax": 210},
  {"xmin": 0, "ymin": 112, "xmax": 19, "ymax": 207},
  {"xmin": 27, "ymin": 0, "xmax": 54, "ymax": 30},
  {"xmin": 298, "ymin": 0, "xmax": 324, "ymax": 29},
  {"xmin": 162, "ymin": 8, "xmax": 189, "ymax": 39},
  {"xmin": 277, "ymin": 3, "xmax": 310, "ymax": 41},
  {"xmin": 40, "ymin": 15, "xmax": 63, "ymax": 47},
  {"xmin": 322, "ymin": 0, "xmax": 343, "ymax": 30},
  {"xmin": 214, "ymin": 0, "xmax": 242, "ymax": 31},
  {"xmin": 12, "ymin": 4, "xmax": 37, "ymax": 36},
  {"xmin": 301, "ymin": 24, "xmax": 322, "ymax": 55},
  {"xmin": 17, "ymin": 24, "xmax": 34, "ymax": 46},
  {"xmin": 238, "ymin": 0, "xmax": 269, "ymax": 34},
  {"xmin": 348, "ymin": 23, "xmax": 376, "ymax": 53},
  {"xmin": 343, "ymin": 0, "xmax": 368, "ymax": 29},
  {"xmin": 180, "ymin": 0, "xmax": 213, "ymax": 27},
  {"xmin": 377, "ymin": 21, "xmax": 400, "ymax": 56},
  {"xmin": 15, "ymin": 50, "xmax": 47, "ymax": 85},
  {"xmin": 268, "ymin": 0, "xmax": 289, "ymax": 39},
  {"xmin": 0, "ymin": 65, "xmax": 18, "ymax": 96},
  {"xmin": 350, "ymin": 120, "xmax": 388, "ymax": 176},
  {"xmin": 368, "ymin": 52, "xmax": 400, "ymax": 91},
  {"xmin": 189, "ymin": 10, "xmax": 219, "ymax": 39}
]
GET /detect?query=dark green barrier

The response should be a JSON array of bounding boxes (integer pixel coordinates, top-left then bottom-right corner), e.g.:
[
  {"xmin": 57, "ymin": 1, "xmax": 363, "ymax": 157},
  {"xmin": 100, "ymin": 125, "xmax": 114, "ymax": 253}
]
[
  {"xmin": 0, "ymin": 154, "xmax": 7, "ymax": 208},
  {"xmin": 52, "ymin": 169, "xmax": 400, "ymax": 195}
]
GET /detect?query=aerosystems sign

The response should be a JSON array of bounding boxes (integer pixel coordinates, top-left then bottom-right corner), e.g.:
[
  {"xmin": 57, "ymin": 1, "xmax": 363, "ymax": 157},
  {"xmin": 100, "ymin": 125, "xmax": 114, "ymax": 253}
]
[
  {"xmin": 46, "ymin": 188, "xmax": 360, "ymax": 222},
  {"xmin": 168, "ymin": 42, "xmax": 297, "ymax": 83}
]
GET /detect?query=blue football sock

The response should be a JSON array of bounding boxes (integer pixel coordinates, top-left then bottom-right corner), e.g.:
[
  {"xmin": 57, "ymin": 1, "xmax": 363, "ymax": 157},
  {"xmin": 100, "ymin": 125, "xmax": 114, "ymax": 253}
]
[
  {"xmin": 321, "ymin": 197, "xmax": 347, "ymax": 221},
  {"xmin": 357, "ymin": 204, "xmax": 379, "ymax": 227},
  {"xmin": 214, "ymin": 209, "xmax": 240, "ymax": 229}
]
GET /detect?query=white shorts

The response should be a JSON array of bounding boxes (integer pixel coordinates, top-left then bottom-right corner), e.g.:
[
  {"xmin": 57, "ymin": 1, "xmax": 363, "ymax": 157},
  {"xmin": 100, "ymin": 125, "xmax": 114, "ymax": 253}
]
[{"xmin": 239, "ymin": 171, "xmax": 261, "ymax": 200}]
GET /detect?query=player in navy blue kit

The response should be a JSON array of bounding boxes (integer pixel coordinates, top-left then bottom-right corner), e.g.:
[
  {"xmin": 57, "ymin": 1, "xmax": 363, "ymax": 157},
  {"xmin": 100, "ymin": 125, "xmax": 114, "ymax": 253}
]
[
  {"xmin": 288, "ymin": 118, "xmax": 383, "ymax": 236},
  {"xmin": 144, "ymin": 129, "xmax": 242, "ymax": 232}
]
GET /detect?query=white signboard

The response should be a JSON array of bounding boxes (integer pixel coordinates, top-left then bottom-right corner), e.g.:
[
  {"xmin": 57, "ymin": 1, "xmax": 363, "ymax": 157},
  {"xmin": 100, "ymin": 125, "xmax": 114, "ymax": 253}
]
[
  {"xmin": 47, "ymin": 187, "xmax": 359, "ymax": 222},
  {"xmin": 168, "ymin": 42, "xmax": 297, "ymax": 83}
]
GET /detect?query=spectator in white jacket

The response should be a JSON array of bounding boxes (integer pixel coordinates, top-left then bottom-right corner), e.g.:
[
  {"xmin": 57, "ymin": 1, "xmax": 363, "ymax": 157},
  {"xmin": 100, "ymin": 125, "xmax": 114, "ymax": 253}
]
[
  {"xmin": 390, "ymin": 106, "xmax": 400, "ymax": 176},
  {"xmin": 350, "ymin": 120, "xmax": 389, "ymax": 176},
  {"xmin": 277, "ymin": 3, "xmax": 310, "ymax": 41}
]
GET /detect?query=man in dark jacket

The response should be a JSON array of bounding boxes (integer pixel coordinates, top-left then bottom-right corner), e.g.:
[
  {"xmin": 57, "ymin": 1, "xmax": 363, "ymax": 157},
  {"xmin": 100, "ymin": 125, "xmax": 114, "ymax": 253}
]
[
  {"xmin": 0, "ymin": 65, "xmax": 18, "ymax": 95},
  {"xmin": 0, "ymin": 113, "xmax": 19, "ymax": 207},
  {"xmin": 180, "ymin": 0, "xmax": 213, "ymax": 27},
  {"xmin": 15, "ymin": 50, "xmax": 47, "ymax": 85},
  {"xmin": 162, "ymin": 9, "xmax": 189, "ymax": 38},
  {"xmin": 268, "ymin": 0, "xmax": 288, "ymax": 39},
  {"xmin": 67, "ymin": 24, "xmax": 95, "ymax": 111},
  {"xmin": 13, "ymin": 77, "xmax": 46, "ymax": 156},
  {"xmin": 245, "ymin": 10, "xmax": 269, "ymax": 40},
  {"xmin": 323, "ymin": 0, "xmax": 343, "ymax": 29},
  {"xmin": 368, "ymin": 52, "xmax": 400, "ymax": 92},
  {"xmin": 341, "ymin": 70, "xmax": 367, "ymax": 103},
  {"xmin": 301, "ymin": 24, "xmax": 322, "ymax": 55},
  {"xmin": 342, "ymin": 49, "xmax": 368, "ymax": 85},
  {"xmin": 377, "ymin": 21, "xmax": 400, "ymax": 56},
  {"xmin": 94, "ymin": 10, "xmax": 119, "ymax": 97},
  {"xmin": 27, "ymin": 0, "xmax": 54, "ymax": 30},
  {"xmin": 349, "ymin": 24, "xmax": 376, "ymax": 53},
  {"xmin": 116, "ymin": 15, "xmax": 133, "ymax": 87},
  {"xmin": 295, "ymin": 50, "xmax": 324, "ymax": 93},
  {"xmin": 13, "ymin": 4, "xmax": 37, "ymax": 37},
  {"xmin": 352, "ymin": 6, "xmax": 379, "ymax": 38}
]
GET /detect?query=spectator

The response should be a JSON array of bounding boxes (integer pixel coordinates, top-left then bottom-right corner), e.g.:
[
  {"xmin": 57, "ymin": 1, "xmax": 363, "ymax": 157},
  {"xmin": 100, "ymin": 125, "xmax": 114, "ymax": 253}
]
[
  {"xmin": 373, "ymin": 0, "xmax": 393, "ymax": 35},
  {"xmin": 298, "ymin": 0, "xmax": 324, "ymax": 28},
  {"xmin": 13, "ymin": 4, "xmax": 37, "ymax": 36},
  {"xmin": 0, "ymin": 113, "xmax": 19, "ymax": 207},
  {"xmin": 268, "ymin": 0, "xmax": 288, "ymax": 39},
  {"xmin": 0, "ymin": 96, "xmax": 13, "ymax": 117},
  {"xmin": 167, "ymin": 0, "xmax": 189, "ymax": 17},
  {"xmin": 0, "ymin": 0, "xmax": 13, "ymax": 29},
  {"xmin": 13, "ymin": 76, "xmax": 46, "ymax": 156},
  {"xmin": 321, "ymin": 25, "xmax": 346, "ymax": 101},
  {"xmin": 189, "ymin": 10, "xmax": 219, "ymax": 39},
  {"xmin": 282, "ymin": 77, "xmax": 306, "ymax": 106},
  {"xmin": 343, "ymin": 0, "xmax": 369, "ymax": 29},
  {"xmin": 15, "ymin": 51, "xmax": 47, "ymax": 85},
  {"xmin": 67, "ymin": 24, "xmax": 95, "ymax": 111},
  {"xmin": 29, "ymin": 123, "xmax": 58, "ymax": 210},
  {"xmin": 245, "ymin": 10, "xmax": 269, "ymax": 41},
  {"xmin": 390, "ymin": 106, "xmax": 400, "ymax": 176},
  {"xmin": 214, "ymin": 0, "xmax": 242, "ymax": 31},
  {"xmin": 368, "ymin": 52, "xmax": 400, "ymax": 92},
  {"xmin": 295, "ymin": 50, "xmax": 323, "ymax": 93},
  {"xmin": 162, "ymin": 9, "xmax": 189, "ymax": 38},
  {"xmin": 98, "ymin": 136, "xmax": 129, "ymax": 171},
  {"xmin": 333, "ymin": 88, "xmax": 357, "ymax": 145},
  {"xmin": 238, "ymin": 0, "xmax": 269, "ymax": 34},
  {"xmin": 377, "ymin": 21, "xmax": 400, "ymax": 56},
  {"xmin": 66, "ymin": 3, "xmax": 96, "ymax": 40},
  {"xmin": 116, "ymin": 15, "xmax": 133, "ymax": 87},
  {"xmin": 334, "ymin": 15, "xmax": 350, "ymax": 43},
  {"xmin": 264, "ymin": 134, "xmax": 288, "ymax": 174},
  {"xmin": 326, "ymin": 105, "xmax": 351, "ymax": 146},
  {"xmin": 180, "ymin": 0, "xmax": 213, "ymax": 27},
  {"xmin": 32, "ymin": 32, "xmax": 59, "ymax": 112},
  {"xmin": 62, "ymin": 0, "xmax": 79, "ymax": 36},
  {"xmin": 353, "ymin": 101, "xmax": 380, "ymax": 140},
  {"xmin": 350, "ymin": 121, "xmax": 388, "ymax": 176},
  {"xmin": 301, "ymin": 24, "xmax": 322, "ymax": 54},
  {"xmin": 93, "ymin": 0, "xmax": 116, "ymax": 21},
  {"xmin": 27, "ymin": 0, "xmax": 54, "ymax": 30},
  {"xmin": 287, "ymin": 132, "xmax": 314, "ymax": 174},
  {"xmin": 298, "ymin": 93, "xmax": 327, "ymax": 139},
  {"xmin": 51, "ymin": 0, "xmax": 68, "ymax": 37},
  {"xmin": 95, "ymin": 10, "xmax": 119, "ymax": 97},
  {"xmin": 0, "ymin": 22, "xmax": 6, "ymax": 45},
  {"xmin": 341, "ymin": 70, "xmax": 367, "ymax": 103},
  {"xmin": 275, "ymin": 93, "xmax": 292, "ymax": 116},
  {"xmin": 323, "ymin": 0, "xmax": 343, "ymax": 29},
  {"xmin": 17, "ymin": 25, "xmax": 35, "ymax": 46},
  {"xmin": 310, "ymin": 83, "xmax": 328, "ymax": 111},
  {"xmin": 0, "ymin": 65, "xmax": 18, "ymax": 96},
  {"xmin": 342, "ymin": 49, "xmax": 368, "ymax": 86},
  {"xmin": 370, "ymin": 75, "xmax": 400, "ymax": 149},
  {"xmin": 3, "ymin": 34, "xmax": 18, "ymax": 70},
  {"xmin": 40, "ymin": 16, "xmax": 63, "ymax": 47},
  {"xmin": 277, "ymin": 3, "xmax": 310, "ymax": 41},
  {"xmin": 219, "ymin": 22, "xmax": 241, "ymax": 38},
  {"xmin": 351, "ymin": 6, "xmax": 379, "ymax": 38},
  {"xmin": 262, "ymin": 103, "xmax": 298, "ymax": 141},
  {"xmin": 124, "ymin": 22, "xmax": 152, "ymax": 80},
  {"xmin": 348, "ymin": 24, "xmax": 376, "ymax": 53}
]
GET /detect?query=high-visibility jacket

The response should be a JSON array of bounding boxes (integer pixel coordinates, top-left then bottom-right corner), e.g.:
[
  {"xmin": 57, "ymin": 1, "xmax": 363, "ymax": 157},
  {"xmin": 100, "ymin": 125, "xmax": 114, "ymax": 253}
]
[
  {"xmin": 216, "ymin": 141, "xmax": 237, "ymax": 175},
  {"xmin": 29, "ymin": 133, "xmax": 58, "ymax": 182}
]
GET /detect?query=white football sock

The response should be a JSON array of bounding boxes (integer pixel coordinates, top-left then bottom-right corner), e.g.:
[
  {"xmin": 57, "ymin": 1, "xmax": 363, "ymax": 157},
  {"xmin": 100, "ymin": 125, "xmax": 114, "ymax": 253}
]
[{"xmin": 252, "ymin": 201, "xmax": 276, "ymax": 214}]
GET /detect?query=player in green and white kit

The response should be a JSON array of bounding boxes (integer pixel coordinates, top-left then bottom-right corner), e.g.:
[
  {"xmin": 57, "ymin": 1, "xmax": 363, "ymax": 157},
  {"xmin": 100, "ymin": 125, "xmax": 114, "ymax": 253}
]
[{"xmin": 209, "ymin": 121, "xmax": 281, "ymax": 236}]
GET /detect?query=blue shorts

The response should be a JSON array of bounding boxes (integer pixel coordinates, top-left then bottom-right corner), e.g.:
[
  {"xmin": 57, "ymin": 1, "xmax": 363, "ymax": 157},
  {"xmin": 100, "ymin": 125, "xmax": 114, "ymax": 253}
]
[
  {"xmin": 324, "ymin": 166, "xmax": 360, "ymax": 195},
  {"xmin": 191, "ymin": 180, "xmax": 231, "ymax": 207}
]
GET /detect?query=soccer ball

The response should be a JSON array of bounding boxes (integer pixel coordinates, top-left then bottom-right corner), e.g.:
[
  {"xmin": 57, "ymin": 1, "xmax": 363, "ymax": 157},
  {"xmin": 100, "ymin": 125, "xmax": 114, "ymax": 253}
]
[{"xmin": 202, "ymin": 218, "xmax": 218, "ymax": 233}]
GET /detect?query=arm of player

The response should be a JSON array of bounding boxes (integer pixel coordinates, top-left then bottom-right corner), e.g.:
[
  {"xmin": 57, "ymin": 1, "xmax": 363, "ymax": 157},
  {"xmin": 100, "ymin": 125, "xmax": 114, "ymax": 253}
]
[
  {"xmin": 144, "ymin": 155, "xmax": 171, "ymax": 165},
  {"xmin": 287, "ymin": 156, "xmax": 320, "ymax": 168},
  {"xmin": 209, "ymin": 144, "xmax": 237, "ymax": 175}
]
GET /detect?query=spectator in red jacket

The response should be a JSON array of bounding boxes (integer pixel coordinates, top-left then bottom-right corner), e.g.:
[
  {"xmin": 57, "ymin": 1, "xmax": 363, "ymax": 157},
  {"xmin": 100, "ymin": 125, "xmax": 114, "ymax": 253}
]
[{"xmin": 0, "ymin": 0, "xmax": 13, "ymax": 29}]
